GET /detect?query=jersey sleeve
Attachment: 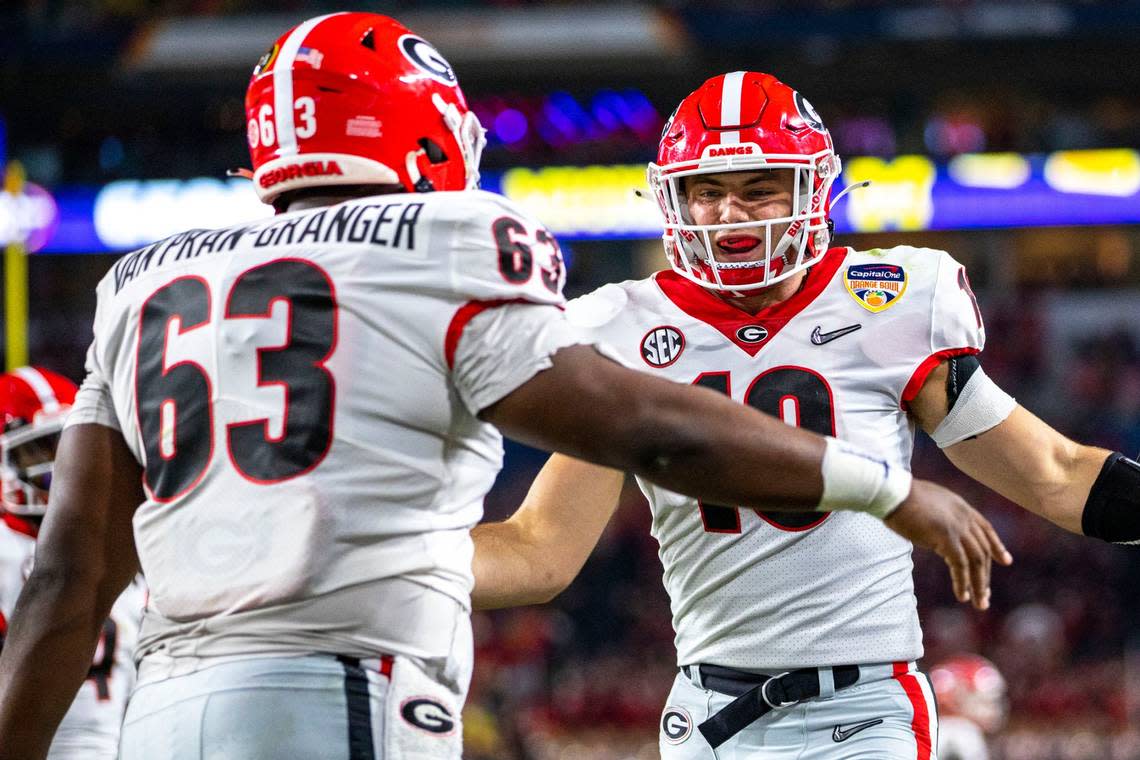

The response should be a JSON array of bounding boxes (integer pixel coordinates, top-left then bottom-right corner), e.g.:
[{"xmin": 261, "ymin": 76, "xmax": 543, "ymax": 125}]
[
  {"xmin": 66, "ymin": 280, "xmax": 121, "ymax": 431},
  {"xmin": 563, "ymin": 283, "xmax": 639, "ymax": 369},
  {"xmin": 450, "ymin": 302, "xmax": 587, "ymax": 415},
  {"xmin": 901, "ymin": 251, "xmax": 987, "ymax": 404},
  {"xmin": 440, "ymin": 191, "xmax": 567, "ymax": 307},
  {"xmin": 439, "ymin": 192, "xmax": 592, "ymax": 415}
]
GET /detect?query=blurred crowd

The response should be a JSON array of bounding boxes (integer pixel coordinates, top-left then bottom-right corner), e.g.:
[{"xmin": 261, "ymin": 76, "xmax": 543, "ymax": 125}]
[
  {"xmin": 7, "ymin": 0, "xmax": 1140, "ymax": 189},
  {"xmin": 465, "ymin": 294, "xmax": 1140, "ymax": 760},
  {"xmin": 6, "ymin": 2, "xmax": 1139, "ymax": 758}
]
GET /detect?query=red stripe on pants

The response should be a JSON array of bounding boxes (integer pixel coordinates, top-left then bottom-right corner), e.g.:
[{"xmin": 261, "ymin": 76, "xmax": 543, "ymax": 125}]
[{"xmin": 892, "ymin": 662, "xmax": 932, "ymax": 760}]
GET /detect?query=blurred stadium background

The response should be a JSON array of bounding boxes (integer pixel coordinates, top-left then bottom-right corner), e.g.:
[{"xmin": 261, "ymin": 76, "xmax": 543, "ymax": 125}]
[{"xmin": 4, "ymin": 0, "xmax": 1140, "ymax": 757}]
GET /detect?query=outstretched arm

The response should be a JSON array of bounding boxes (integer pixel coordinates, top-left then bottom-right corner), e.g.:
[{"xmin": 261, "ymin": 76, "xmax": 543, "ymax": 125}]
[
  {"xmin": 944, "ymin": 408, "xmax": 1109, "ymax": 534},
  {"xmin": 483, "ymin": 344, "xmax": 1010, "ymax": 609},
  {"xmin": 910, "ymin": 360, "xmax": 1112, "ymax": 534},
  {"xmin": 0, "ymin": 423, "xmax": 143, "ymax": 760},
  {"xmin": 472, "ymin": 454, "xmax": 624, "ymax": 609}
]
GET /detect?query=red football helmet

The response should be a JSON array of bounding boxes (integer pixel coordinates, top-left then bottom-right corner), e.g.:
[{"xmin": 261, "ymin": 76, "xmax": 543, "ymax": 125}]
[
  {"xmin": 929, "ymin": 654, "xmax": 1008, "ymax": 733},
  {"xmin": 648, "ymin": 71, "xmax": 841, "ymax": 293},
  {"xmin": 245, "ymin": 13, "xmax": 486, "ymax": 205},
  {"xmin": 0, "ymin": 367, "xmax": 77, "ymax": 516}
]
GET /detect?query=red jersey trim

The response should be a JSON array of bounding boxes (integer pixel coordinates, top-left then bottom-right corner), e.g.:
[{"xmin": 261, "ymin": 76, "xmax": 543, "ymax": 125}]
[
  {"xmin": 900, "ymin": 347, "xmax": 980, "ymax": 409},
  {"xmin": 444, "ymin": 298, "xmax": 533, "ymax": 370},
  {"xmin": 2, "ymin": 512, "xmax": 39, "ymax": 539},
  {"xmin": 653, "ymin": 248, "xmax": 848, "ymax": 357}
]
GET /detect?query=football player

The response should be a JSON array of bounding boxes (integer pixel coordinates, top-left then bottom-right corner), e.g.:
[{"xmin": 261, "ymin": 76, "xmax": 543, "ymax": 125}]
[
  {"xmin": 470, "ymin": 72, "xmax": 1139, "ymax": 758},
  {"xmin": 0, "ymin": 22, "xmax": 1006, "ymax": 760},
  {"xmin": 0, "ymin": 367, "xmax": 145, "ymax": 760},
  {"xmin": 930, "ymin": 654, "xmax": 1007, "ymax": 760}
]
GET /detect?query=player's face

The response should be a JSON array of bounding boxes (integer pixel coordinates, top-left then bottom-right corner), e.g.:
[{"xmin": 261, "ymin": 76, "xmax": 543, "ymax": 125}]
[{"xmin": 684, "ymin": 169, "xmax": 796, "ymax": 265}]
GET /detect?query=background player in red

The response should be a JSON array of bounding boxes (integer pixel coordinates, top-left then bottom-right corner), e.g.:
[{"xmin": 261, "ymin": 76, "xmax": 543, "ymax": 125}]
[
  {"xmin": 0, "ymin": 367, "xmax": 145, "ymax": 760},
  {"xmin": 930, "ymin": 654, "xmax": 1008, "ymax": 760},
  {"xmin": 471, "ymin": 71, "xmax": 1140, "ymax": 759},
  {"xmin": 0, "ymin": 19, "xmax": 1005, "ymax": 760}
]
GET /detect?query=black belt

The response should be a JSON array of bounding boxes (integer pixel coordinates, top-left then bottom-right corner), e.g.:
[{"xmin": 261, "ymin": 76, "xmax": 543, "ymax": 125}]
[{"xmin": 683, "ymin": 663, "xmax": 861, "ymax": 749}]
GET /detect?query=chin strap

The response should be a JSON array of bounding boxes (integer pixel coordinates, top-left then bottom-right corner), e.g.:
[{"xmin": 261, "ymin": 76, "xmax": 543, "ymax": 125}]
[
  {"xmin": 405, "ymin": 148, "xmax": 435, "ymax": 193},
  {"xmin": 831, "ymin": 179, "xmax": 871, "ymax": 206},
  {"xmin": 432, "ymin": 93, "xmax": 487, "ymax": 190}
]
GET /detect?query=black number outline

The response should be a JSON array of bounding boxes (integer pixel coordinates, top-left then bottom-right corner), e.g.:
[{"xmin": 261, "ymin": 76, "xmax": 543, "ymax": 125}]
[
  {"xmin": 86, "ymin": 618, "xmax": 118, "ymax": 702},
  {"xmin": 493, "ymin": 216, "xmax": 534, "ymax": 284},
  {"xmin": 535, "ymin": 228, "xmax": 564, "ymax": 294},
  {"xmin": 691, "ymin": 372, "xmax": 742, "ymax": 533},
  {"xmin": 745, "ymin": 366, "xmax": 835, "ymax": 532},
  {"xmin": 135, "ymin": 276, "xmax": 215, "ymax": 503},
  {"xmin": 134, "ymin": 260, "xmax": 339, "ymax": 499},
  {"xmin": 223, "ymin": 258, "xmax": 338, "ymax": 485},
  {"xmin": 692, "ymin": 366, "xmax": 837, "ymax": 533}
]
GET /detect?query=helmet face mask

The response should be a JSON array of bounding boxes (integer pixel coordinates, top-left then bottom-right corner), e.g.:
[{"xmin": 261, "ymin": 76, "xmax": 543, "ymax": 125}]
[
  {"xmin": 244, "ymin": 13, "xmax": 487, "ymax": 206},
  {"xmin": 1, "ymin": 417, "xmax": 64, "ymax": 514},
  {"xmin": 648, "ymin": 72, "xmax": 841, "ymax": 294},
  {"xmin": 0, "ymin": 367, "xmax": 77, "ymax": 518}
]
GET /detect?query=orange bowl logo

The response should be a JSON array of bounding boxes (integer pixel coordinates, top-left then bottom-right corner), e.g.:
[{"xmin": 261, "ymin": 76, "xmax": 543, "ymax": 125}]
[{"xmin": 843, "ymin": 263, "xmax": 907, "ymax": 313}]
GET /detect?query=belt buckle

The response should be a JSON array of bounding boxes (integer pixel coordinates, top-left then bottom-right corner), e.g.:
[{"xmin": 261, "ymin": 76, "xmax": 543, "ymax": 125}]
[{"xmin": 760, "ymin": 671, "xmax": 799, "ymax": 710}]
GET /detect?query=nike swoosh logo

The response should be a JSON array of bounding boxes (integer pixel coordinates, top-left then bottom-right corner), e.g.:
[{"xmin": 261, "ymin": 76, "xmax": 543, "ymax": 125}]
[
  {"xmin": 811, "ymin": 324, "xmax": 862, "ymax": 345},
  {"xmin": 832, "ymin": 718, "xmax": 883, "ymax": 742}
]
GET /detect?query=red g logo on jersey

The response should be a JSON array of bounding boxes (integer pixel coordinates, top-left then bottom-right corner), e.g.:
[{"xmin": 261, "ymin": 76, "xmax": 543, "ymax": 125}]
[{"xmin": 641, "ymin": 326, "xmax": 685, "ymax": 368}]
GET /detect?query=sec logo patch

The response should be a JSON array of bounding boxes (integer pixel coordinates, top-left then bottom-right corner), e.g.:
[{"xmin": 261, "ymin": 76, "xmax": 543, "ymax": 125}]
[
  {"xmin": 661, "ymin": 705, "xmax": 693, "ymax": 744},
  {"xmin": 844, "ymin": 263, "xmax": 907, "ymax": 313},
  {"xmin": 641, "ymin": 326, "xmax": 685, "ymax": 368}
]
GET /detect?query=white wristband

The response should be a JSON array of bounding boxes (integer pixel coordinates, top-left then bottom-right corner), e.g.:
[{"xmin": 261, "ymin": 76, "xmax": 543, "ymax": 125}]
[{"xmin": 819, "ymin": 437, "xmax": 912, "ymax": 520}]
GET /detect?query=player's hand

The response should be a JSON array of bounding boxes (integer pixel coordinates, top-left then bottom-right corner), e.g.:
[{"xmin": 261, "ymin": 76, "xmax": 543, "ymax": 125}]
[{"xmin": 884, "ymin": 479, "xmax": 1012, "ymax": 610}]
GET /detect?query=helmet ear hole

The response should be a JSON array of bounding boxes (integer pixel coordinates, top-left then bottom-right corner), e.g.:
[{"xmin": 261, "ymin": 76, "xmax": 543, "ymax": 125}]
[{"xmin": 418, "ymin": 138, "xmax": 448, "ymax": 164}]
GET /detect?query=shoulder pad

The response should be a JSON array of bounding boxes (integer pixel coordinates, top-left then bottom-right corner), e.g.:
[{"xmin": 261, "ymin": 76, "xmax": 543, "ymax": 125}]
[
  {"xmin": 849, "ymin": 244, "xmax": 945, "ymax": 273},
  {"xmin": 565, "ymin": 283, "xmax": 630, "ymax": 329}
]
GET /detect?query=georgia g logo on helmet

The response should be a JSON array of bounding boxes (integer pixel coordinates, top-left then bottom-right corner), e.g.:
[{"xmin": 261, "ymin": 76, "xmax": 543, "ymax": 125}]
[
  {"xmin": 243, "ymin": 13, "xmax": 485, "ymax": 205},
  {"xmin": 398, "ymin": 35, "xmax": 456, "ymax": 85},
  {"xmin": 794, "ymin": 91, "xmax": 826, "ymax": 133}
]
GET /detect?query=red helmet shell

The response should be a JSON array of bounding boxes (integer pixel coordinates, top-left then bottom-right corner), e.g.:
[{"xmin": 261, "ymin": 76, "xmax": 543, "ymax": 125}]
[
  {"xmin": 1, "ymin": 367, "xmax": 77, "ymax": 516},
  {"xmin": 245, "ymin": 13, "xmax": 485, "ymax": 204},
  {"xmin": 648, "ymin": 71, "xmax": 841, "ymax": 292},
  {"xmin": 656, "ymin": 71, "xmax": 835, "ymax": 170}
]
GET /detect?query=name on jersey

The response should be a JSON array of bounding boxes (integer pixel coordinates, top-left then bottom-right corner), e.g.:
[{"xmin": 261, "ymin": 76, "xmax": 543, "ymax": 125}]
[
  {"xmin": 843, "ymin": 263, "xmax": 907, "ymax": 313},
  {"xmin": 113, "ymin": 201, "xmax": 423, "ymax": 294}
]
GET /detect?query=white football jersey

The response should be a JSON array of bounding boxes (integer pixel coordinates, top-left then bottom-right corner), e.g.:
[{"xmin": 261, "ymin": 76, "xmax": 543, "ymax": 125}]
[
  {"xmin": 67, "ymin": 189, "xmax": 582, "ymax": 667},
  {"xmin": 566, "ymin": 246, "xmax": 985, "ymax": 670},
  {"xmin": 0, "ymin": 515, "xmax": 145, "ymax": 760}
]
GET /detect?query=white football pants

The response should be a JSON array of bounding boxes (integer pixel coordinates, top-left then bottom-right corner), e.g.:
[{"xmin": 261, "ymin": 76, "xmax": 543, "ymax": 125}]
[
  {"xmin": 119, "ymin": 653, "xmax": 464, "ymax": 760},
  {"xmin": 660, "ymin": 661, "xmax": 939, "ymax": 759}
]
